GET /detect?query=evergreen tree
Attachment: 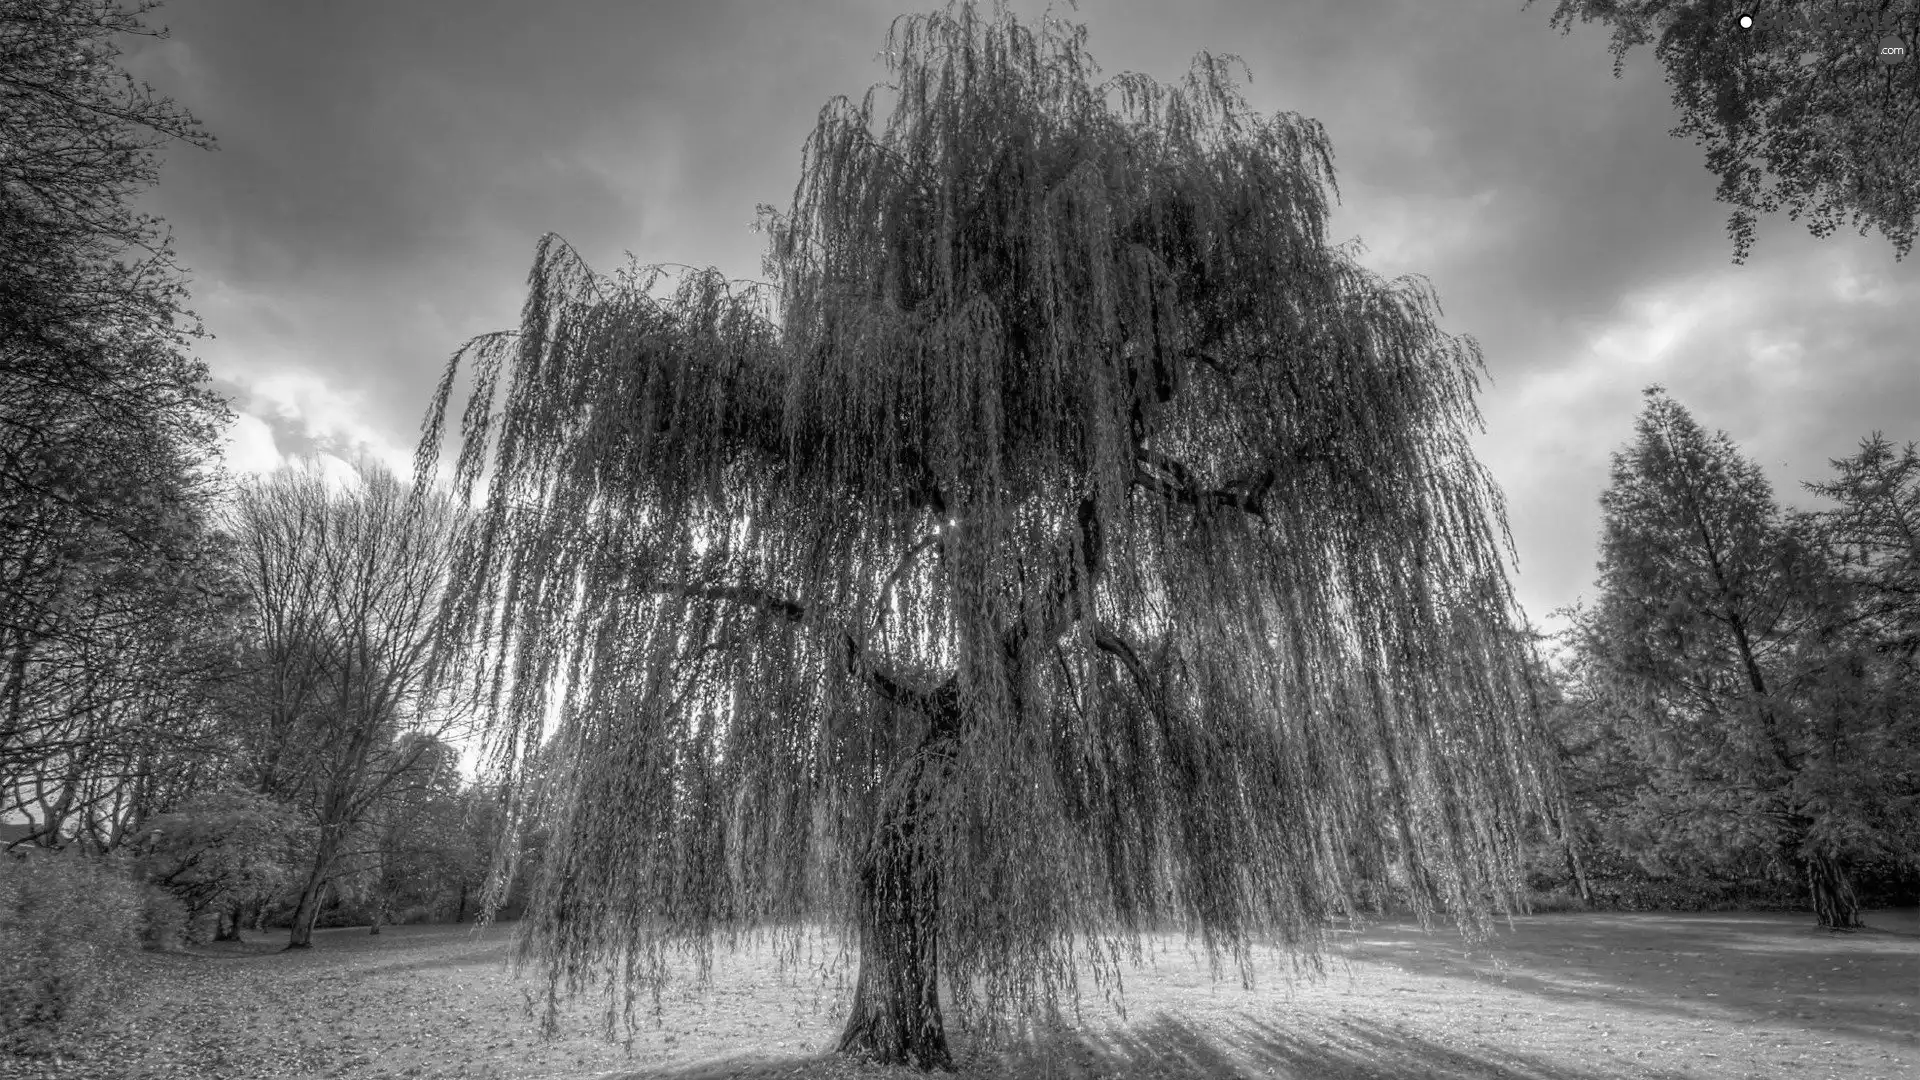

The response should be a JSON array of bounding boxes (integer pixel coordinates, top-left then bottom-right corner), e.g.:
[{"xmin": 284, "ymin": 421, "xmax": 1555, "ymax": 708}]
[
  {"xmin": 1576, "ymin": 388, "xmax": 1897, "ymax": 929},
  {"xmin": 1810, "ymin": 435, "xmax": 1920, "ymax": 664},
  {"xmin": 419, "ymin": 4, "xmax": 1547, "ymax": 1067},
  {"xmin": 1803, "ymin": 435, "xmax": 1920, "ymax": 902}
]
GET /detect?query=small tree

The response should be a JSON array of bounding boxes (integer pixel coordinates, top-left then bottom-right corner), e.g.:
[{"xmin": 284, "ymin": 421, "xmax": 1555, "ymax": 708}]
[
  {"xmin": 422, "ymin": 4, "xmax": 1546, "ymax": 1068},
  {"xmin": 1531, "ymin": 0, "xmax": 1920, "ymax": 262}
]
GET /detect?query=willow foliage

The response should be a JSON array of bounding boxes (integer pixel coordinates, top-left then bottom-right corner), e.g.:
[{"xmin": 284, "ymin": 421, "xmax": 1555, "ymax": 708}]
[{"xmin": 419, "ymin": 1, "xmax": 1546, "ymax": 1044}]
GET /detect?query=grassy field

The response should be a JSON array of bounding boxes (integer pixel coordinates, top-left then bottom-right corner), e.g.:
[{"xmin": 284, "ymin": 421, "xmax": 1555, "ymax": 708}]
[{"xmin": 3, "ymin": 909, "xmax": 1913, "ymax": 1080}]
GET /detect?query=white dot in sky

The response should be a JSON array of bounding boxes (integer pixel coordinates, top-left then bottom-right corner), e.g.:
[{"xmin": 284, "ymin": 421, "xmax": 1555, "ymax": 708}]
[{"xmin": 1738, "ymin": 14, "xmax": 1754, "ymax": 29}]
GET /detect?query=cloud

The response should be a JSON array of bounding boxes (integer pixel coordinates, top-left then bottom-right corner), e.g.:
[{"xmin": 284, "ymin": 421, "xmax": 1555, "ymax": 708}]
[
  {"xmin": 231, "ymin": 369, "xmax": 418, "ymax": 480},
  {"xmin": 1485, "ymin": 229, "xmax": 1920, "ymax": 629},
  {"xmin": 120, "ymin": 0, "xmax": 1920, "ymax": 629},
  {"xmin": 222, "ymin": 411, "xmax": 282, "ymax": 475}
]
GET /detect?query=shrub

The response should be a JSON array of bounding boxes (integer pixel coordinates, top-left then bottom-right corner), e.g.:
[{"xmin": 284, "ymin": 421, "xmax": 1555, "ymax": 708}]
[
  {"xmin": 133, "ymin": 790, "xmax": 301, "ymax": 937},
  {"xmin": 0, "ymin": 850, "xmax": 146, "ymax": 1055}
]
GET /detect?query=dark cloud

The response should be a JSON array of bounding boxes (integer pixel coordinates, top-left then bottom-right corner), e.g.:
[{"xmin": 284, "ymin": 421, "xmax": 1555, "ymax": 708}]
[{"xmin": 123, "ymin": 0, "xmax": 1918, "ymax": 626}]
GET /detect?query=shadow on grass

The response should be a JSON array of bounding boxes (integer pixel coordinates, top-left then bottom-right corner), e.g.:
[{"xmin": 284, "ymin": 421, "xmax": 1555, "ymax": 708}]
[
  {"xmin": 1330, "ymin": 910, "xmax": 1918, "ymax": 1046},
  {"xmin": 610, "ymin": 1012, "xmax": 1696, "ymax": 1080},
  {"xmin": 171, "ymin": 924, "xmax": 517, "ymax": 975}
]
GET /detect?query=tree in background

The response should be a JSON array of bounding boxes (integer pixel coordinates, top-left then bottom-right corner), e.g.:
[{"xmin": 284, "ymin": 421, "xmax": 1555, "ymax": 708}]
[
  {"xmin": 132, "ymin": 787, "xmax": 302, "ymax": 940},
  {"xmin": 0, "ymin": 468, "xmax": 241, "ymax": 851},
  {"xmin": 1531, "ymin": 0, "xmax": 1920, "ymax": 262},
  {"xmin": 357, "ymin": 732, "xmax": 464, "ymax": 934},
  {"xmin": 1810, "ymin": 436, "xmax": 1920, "ymax": 664},
  {"xmin": 0, "ymin": 0, "xmax": 231, "ymax": 845},
  {"xmin": 420, "ymin": 4, "xmax": 1546, "ymax": 1068},
  {"xmin": 1573, "ymin": 388, "xmax": 1909, "ymax": 928},
  {"xmin": 1803, "ymin": 436, "xmax": 1920, "ymax": 901},
  {"xmin": 224, "ymin": 463, "xmax": 468, "ymax": 949}
]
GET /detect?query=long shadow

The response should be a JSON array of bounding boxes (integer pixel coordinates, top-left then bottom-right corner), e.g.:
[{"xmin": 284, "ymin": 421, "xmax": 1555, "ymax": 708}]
[
  {"xmin": 1324, "ymin": 910, "xmax": 1917, "ymax": 1046},
  {"xmin": 606, "ymin": 1012, "xmax": 1697, "ymax": 1079},
  {"xmin": 165, "ymin": 924, "xmax": 518, "ymax": 975},
  {"xmin": 341, "ymin": 933, "xmax": 519, "ymax": 976}
]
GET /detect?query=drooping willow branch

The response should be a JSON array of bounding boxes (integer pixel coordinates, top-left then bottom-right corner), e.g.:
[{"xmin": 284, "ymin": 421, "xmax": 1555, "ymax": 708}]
[{"xmin": 418, "ymin": 0, "xmax": 1551, "ymax": 1048}]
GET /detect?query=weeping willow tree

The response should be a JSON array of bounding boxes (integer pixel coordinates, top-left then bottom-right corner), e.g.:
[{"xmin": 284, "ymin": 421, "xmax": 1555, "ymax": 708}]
[{"xmin": 417, "ymin": 3, "xmax": 1548, "ymax": 1069}]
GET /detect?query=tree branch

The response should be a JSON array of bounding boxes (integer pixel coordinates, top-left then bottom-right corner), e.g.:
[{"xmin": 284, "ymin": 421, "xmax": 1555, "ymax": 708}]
[
  {"xmin": 657, "ymin": 583, "xmax": 807, "ymax": 623},
  {"xmin": 1131, "ymin": 450, "xmax": 1276, "ymax": 519},
  {"xmin": 649, "ymin": 577, "xmax": 935, "ymax": 710}
]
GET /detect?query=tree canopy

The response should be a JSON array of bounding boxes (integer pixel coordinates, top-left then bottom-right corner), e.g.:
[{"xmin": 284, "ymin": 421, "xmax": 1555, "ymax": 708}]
[
  {"xmin": 1531, "ymin": 0, "xmax": 1920, "ymax": 262},
  {"xmin": 418, "ymin": 2, "xmax": 1548, "ymax": 1066}
]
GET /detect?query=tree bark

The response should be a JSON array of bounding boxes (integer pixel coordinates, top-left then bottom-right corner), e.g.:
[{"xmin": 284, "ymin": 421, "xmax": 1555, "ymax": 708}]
[
  {"xmin": 286, "ymin": 827, "xmax": 344, "ymax": 948},
  {"xmin": 1563, "ymin": 841, "xmax": 1593, "ymax": 904},
  {"xmin": 835, "ymin": 696, "xmax": 958, "ymax": 1071},
  {"xmin": 1557, "ymin": 797, "xmax": 1593, "ymax": 904},
  {"xmin": 370, "ymin": 886, "xmax": 392, "ymax": 935},
  {"xmin": 1808, "ymin": 855, "xmax": 1862, "ymax": 931},
  {"xmin": 835, "ymin": 789, "xmax": 952, "ymax": 1070}
]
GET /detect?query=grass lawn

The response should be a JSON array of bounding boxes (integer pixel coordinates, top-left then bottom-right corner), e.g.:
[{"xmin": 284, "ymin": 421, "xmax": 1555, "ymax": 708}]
[{"xmin": 3, "ymin": 909, "xmax": 1913, "ymax": 1079}]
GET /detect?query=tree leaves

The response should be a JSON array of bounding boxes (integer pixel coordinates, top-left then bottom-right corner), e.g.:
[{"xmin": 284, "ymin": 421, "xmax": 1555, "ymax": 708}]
[{"xmin": 1531, "ymin": 0, "xmax": 1920, "ymax": 262}]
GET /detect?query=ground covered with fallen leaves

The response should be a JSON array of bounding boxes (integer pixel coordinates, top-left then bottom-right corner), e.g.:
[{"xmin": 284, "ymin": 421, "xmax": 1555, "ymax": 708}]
[{"xmin": 1, "ymin": 909, "xmax": 1912, "ymax": 1079}]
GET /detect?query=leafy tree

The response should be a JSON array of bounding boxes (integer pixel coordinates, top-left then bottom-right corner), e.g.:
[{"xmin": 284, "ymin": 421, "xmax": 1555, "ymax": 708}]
[
  {"xmin": 0, "ymin": 0, "xmax": 231, "ymax": 837},
  {"xmin": 0, "ymin": 0, "xmax": 214, "ymax": 352},
  {"xmin": 1531, "ymin": 0, "xmax": 1920, "ymax": 262},
  {"xmin": 1574, "ymin": 388, "xmax": 1909, "ymax": 928},
  {"xmin": 0, "ymin": 0, "xmax": 226, "ymax": 604},
  {"xmin": 420, "ymin": 4, "xmax": 1546, "ymax": 1068}
]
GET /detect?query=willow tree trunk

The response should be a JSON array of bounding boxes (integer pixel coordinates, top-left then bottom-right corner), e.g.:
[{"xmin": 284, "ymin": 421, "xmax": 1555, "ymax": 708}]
[
  {"xmin": 1808, "ymin": 855, "xmax": 1862, "ymax": 931},
  {"xmin": 836, "ymin": 699, "xmax": 958, "ymax": 1070}
]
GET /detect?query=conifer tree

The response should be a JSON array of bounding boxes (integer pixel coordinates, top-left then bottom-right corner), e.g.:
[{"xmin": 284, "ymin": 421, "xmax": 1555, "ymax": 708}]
[{"xmin": 1576, "ymin": 389, "xmax": 1895, "ymax": 929}]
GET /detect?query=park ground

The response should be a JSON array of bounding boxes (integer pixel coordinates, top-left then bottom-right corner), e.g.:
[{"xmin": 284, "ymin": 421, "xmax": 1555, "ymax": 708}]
[{"xmin": 1, "ymin": 910, "xmax": 1913, "ymax": 1080}]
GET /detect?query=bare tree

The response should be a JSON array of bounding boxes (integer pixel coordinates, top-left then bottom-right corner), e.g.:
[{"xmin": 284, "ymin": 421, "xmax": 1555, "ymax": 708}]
[{"xmin": 225, "ymin": 462, "xmax": 468, "ymax": 949}]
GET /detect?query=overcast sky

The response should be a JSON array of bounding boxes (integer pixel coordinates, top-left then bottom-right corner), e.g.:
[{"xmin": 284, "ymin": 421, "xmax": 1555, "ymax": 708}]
[{"xmin": 122, "ymin": 0, "xmax": 1918, "ymax": 631}]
